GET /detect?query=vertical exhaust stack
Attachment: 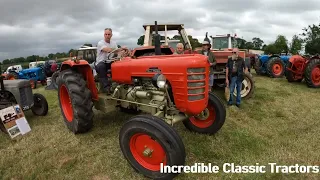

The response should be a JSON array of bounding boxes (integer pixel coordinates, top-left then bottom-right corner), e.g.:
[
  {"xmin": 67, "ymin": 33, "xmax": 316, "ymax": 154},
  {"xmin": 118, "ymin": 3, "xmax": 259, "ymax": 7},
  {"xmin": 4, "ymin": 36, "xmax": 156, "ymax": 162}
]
[{"xmin": 154, "ymin": 21, "xmax": 161, "ymax": 55}]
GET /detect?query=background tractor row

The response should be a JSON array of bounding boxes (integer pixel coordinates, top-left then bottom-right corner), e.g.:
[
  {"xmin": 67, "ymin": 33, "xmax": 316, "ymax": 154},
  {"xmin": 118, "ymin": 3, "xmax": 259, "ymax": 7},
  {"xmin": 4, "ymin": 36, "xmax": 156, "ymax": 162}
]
[
  {"xmin": 285, "ymin": 54, "xmax": 320, "ymax": 88},
  {"xmin": 254, "ymin": 53, "xmax": 291, "ymax": 78},
  {"xmin": 56, "ymin": 21, "xmax": 226, "ymax": 180}
]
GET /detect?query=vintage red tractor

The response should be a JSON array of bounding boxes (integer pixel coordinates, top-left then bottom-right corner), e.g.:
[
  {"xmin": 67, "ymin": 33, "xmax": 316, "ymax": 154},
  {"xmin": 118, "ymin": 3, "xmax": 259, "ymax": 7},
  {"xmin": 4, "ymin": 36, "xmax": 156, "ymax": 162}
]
[
  {"xmin": 56, "ymin": 21, "xmax": 226, "ymax": 179},
  {"xmin": 285, "ymin": 55, "xmax": 320, "ymax": 88}
]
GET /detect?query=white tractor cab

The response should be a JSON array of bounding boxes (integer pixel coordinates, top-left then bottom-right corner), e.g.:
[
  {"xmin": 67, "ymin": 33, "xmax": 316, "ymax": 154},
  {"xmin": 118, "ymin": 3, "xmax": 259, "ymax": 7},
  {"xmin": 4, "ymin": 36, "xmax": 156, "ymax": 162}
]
[
  {"xmin": 29, "ymin": 61, "xmax": 45, "ymax": 69},
  {"xmin": 143, "ymin": 23, "xmax": 192, "ymax": 51},
  {"xmin": 5, "ymin": 65, "xmax": 23, "ymax": 74}
]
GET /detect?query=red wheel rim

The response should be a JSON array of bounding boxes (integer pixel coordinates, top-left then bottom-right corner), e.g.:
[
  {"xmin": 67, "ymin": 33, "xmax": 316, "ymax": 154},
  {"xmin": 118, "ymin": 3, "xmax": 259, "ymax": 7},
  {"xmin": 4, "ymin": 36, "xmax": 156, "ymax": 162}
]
[
  {"xmin": 129, "ymin": 133, "xmax": 167, "ymax": 171},
  {"xmin": 189, "ymin": 103, "xmax": 216, "ymax": 128},
  {"xmin": 30, "ymin": 80, "xmax": 35, "ymax": 89},
  {"xmin": 60, "ymin": 85, "xmax": 74, "ymax": 122},
  {"xmin": 272, "ymin": 63, "xmax": 282, "ymax": 76},
  {"xmin": 9, "ymin": 76, "xmax": 15, "ymax": 80},
  {"xmin": 311, "ymin": 66, "xmax": 320, "ymax": 86}
]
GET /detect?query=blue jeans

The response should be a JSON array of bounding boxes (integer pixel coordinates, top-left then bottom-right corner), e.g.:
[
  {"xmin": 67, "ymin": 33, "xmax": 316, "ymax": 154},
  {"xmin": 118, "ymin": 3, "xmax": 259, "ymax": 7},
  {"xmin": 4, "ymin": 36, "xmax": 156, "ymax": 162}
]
[
  {"xmin": 209, "ymin": 74, "xmax": 214, "ymax": 87},
  {"xmin": 228, "ymin": 76, "xmax": 242, "ymax": 105}
]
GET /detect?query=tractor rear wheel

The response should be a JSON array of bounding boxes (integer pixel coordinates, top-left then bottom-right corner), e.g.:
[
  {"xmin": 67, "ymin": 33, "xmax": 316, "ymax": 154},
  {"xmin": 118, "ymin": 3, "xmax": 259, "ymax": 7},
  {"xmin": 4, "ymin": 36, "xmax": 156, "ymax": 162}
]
[
  {"xmin": 304, "ymin": 58, "xmax": 320, "ymax": 88},
  {"xmin": 119, "ymin": 115, "xmax": 185, "ymax": 180},
  {"xmin": 254, "ymin": 59, "xmax": 262, "ymax": 75},
  {"xmin": 183, "ymin": 92, "xmax": 226, "ymax": 135},
  {"xmin": 51, "ymin": 71, "xmax": 59, "ymax": 90},
  {"xmin": 57, "ymin": 69, "xmax": 94, "ymax": 134},
  {"xmin": 266, "ymin": 57, "xmax": 285, "ymax": 78},
  {"xmin": 233, "ymin": 73, "xmax": 255, "ymax": 99}
]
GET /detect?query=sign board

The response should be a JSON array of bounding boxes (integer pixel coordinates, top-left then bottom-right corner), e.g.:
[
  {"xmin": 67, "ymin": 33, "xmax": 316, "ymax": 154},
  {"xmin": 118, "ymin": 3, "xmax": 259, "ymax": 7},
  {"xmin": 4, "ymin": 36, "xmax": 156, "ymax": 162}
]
[{"xmin": 0, "ymin": 104, "xmax": 31, "ymax": 138}]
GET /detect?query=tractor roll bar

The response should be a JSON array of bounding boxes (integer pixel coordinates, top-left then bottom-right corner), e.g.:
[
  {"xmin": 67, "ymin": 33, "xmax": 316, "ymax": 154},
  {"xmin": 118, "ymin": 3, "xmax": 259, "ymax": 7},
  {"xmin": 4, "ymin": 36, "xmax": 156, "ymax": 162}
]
[{"xmin": 154, "ymin": 21, "xmax": 161, "ymax": 55}]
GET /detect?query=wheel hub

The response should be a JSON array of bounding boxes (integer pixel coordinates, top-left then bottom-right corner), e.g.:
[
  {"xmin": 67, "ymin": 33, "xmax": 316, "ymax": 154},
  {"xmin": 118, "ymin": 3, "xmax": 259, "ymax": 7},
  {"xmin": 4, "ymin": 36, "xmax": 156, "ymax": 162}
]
[
  {"xmin": 195, "ymin": 108, "xmax": 210, "ymax": 120},
  {"xmin": 143, "ymin": 147, "xmax": 153, "ymax": 157},
  {"xmin": 273, "ymin": 63, "xmax": 282, "ymax": 75}
]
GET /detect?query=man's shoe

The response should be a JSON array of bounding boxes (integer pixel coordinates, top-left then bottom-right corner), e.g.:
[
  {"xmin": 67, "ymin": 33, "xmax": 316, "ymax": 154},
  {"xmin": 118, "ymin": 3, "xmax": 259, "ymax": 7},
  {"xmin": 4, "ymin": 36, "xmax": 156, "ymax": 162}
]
[
  {"xmin": 236, "ymin": 104, "xmax": 240, "ymax": 108},
  {"xmin": 227, "ymin": 102, "xmax": 233, "ymax": 106}
]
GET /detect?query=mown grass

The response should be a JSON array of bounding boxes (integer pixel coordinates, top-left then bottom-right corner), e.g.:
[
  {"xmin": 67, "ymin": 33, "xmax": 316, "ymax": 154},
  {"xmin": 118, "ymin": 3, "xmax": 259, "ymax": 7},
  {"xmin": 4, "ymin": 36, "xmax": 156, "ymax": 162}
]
[{"xmin": 0, "ymin": 71, "xmax": 319, "ymax": 180}]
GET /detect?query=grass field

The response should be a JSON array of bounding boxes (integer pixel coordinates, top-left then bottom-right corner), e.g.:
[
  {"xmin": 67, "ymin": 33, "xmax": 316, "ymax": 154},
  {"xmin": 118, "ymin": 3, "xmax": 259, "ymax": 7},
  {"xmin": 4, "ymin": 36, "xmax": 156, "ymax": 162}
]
[{"xmin": 0, "ymin": 71, "xmax": 319, "ymax": 180}]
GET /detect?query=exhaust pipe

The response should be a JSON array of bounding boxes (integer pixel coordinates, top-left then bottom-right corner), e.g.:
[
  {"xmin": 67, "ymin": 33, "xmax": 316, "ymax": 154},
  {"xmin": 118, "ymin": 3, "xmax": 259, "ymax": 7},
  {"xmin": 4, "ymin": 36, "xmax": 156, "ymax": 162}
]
[{"xmin": 154, "ymin": 21, "xmax": 161, "ymax": 55}]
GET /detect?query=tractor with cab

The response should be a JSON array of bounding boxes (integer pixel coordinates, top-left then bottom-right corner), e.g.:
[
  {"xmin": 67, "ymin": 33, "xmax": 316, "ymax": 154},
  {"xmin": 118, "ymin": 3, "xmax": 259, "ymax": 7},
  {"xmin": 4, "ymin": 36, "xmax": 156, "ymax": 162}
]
[
  {"xmin": 56, "ymin": 21, "xmax": 226, "ymax": 180},
  {"xmin": 141, "ymin": 23, "xmax": 255, "ymax": 100}
]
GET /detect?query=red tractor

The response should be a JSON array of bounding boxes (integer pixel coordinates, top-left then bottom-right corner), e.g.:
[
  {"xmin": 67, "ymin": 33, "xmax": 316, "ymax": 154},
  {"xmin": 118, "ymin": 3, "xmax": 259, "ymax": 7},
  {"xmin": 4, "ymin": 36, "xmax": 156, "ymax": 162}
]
[
  {"xmin": 285, "ymin": 55, "xmax": 320, "ymax": 87},
  {"xmin": 56, "ymin": 21, "xmax": 226, "ymax": 179}
]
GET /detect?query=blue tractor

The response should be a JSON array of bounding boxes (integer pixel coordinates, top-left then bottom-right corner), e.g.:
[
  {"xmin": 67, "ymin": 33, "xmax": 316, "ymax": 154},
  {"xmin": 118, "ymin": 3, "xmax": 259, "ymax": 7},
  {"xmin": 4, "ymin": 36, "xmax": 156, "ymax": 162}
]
[
  {"xmin": 4, "ymin": 66, "xmax": 46, "ymax": 89},
  {"xmin": 254, "ymin": 54, "xmax": 291, "ymax": 78}
]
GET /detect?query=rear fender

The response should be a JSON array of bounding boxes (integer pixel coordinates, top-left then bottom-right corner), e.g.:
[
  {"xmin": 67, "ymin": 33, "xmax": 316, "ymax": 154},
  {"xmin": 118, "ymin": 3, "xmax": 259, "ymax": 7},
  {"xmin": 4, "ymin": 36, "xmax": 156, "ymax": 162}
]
[{"xmin": 60, "ymin": 60, "xmax": 98, "ymax": 100}]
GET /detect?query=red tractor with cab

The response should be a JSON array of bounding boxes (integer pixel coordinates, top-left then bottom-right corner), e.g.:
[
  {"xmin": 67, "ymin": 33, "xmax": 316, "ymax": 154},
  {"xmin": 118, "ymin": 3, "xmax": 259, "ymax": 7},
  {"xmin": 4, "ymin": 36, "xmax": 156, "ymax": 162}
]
[{"xmin": 56, "ymin": 21, "xmax": 226, "ymax": 179}]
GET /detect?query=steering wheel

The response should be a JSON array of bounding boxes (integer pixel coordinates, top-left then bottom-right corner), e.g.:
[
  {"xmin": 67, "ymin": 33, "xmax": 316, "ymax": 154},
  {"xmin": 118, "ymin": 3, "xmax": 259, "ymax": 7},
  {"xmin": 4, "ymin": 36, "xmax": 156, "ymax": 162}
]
[{"xmin": 106, "ymin": 48, "xmax": 130, "ymax": 62}]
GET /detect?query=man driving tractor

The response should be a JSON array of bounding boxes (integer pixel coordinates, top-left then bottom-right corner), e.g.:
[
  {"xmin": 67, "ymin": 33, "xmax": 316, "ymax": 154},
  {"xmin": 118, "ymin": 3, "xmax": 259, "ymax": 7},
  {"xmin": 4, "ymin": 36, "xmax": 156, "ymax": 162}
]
[{"xmin": 95, "ymin": 28, "xmax": 128, "ymax": 94}]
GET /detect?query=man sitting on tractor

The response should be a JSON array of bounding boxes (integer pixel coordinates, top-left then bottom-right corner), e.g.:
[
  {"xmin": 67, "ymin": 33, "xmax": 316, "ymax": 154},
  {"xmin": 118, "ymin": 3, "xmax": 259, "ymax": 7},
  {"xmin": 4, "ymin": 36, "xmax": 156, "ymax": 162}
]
[
  {"xmin": 174, "ymin": 43, "xmax": 184, "ymax": 54},
  {"xmin": 95, "ymin": 28, "xmax": 128, "ymax": 94},
  {"xmin": 198, "ymin": 39, "xmax": 216, "ymax": 91}
]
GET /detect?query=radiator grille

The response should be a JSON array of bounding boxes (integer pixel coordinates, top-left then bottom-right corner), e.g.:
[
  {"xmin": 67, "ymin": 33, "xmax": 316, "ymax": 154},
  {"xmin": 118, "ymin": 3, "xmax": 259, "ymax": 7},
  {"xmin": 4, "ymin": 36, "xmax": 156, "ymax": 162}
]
[
  {"xmin": 19, "ymin": 86, "xmax": 33, "ymax": 107},
  {"xmin": 187, "ymin": 68, "xmax": 206, "ymax": 101}
]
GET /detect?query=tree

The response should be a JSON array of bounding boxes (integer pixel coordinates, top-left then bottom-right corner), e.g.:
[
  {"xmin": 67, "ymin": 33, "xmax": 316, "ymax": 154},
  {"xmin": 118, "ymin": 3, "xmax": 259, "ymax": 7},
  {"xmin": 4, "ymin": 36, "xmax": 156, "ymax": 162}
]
[
  {"xmin": 236, "ymin": 38, "xmax": 247, "ymax": 49},
  {"xmin": 252, "ymin": 37, "xmax": 264, "ymax": 50},
  {"xmin": 300, "ymin": 23, "xmax": 320, "ymax": 54},
  {"xmin": 263, "ymin": 43, "xmax": 278, "ymax": 54},
  {"xmin": 245, "ymin": 42, "xmax": 254, "ymax": 49},
  {"xmin": 273, "ymin": 35, "xmax": 289, "ymax": 53},
  {"xmin": 289, "ymin": 35, "xmax": 303, "ymax": 55}
]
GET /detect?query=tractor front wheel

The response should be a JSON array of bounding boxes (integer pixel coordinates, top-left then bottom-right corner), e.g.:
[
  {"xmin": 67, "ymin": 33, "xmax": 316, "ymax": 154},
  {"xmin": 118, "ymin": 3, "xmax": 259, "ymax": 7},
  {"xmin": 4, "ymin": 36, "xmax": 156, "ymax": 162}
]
[
  {"xmin": 304, "ymin": 58, "xmax": 320, "ymax": 88},
  {"xmin": 119, "ymin": 115, "xmax": 185, "ymax": 180},
  {"xmin": 57, "ymin": 69, "xmax": 94, "ymax": 134},
  {"xmin": 183, "ymin": 92, "xmax": 226, "ymax": 135},
  {"xmin": 266, "ymin": 57, "xmax": 285, "ymax": 78},
  {"xmin": 31, "ymin": 93, "xmax": 48, "ymax": 116}
]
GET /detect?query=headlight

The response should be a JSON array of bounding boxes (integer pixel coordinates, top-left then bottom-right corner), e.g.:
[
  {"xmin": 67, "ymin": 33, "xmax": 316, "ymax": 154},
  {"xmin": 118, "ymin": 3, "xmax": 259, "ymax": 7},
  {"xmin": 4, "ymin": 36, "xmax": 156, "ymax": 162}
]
[{"xmin": 152, "ymin": 74, "xmax": 166, "ymax": 89}]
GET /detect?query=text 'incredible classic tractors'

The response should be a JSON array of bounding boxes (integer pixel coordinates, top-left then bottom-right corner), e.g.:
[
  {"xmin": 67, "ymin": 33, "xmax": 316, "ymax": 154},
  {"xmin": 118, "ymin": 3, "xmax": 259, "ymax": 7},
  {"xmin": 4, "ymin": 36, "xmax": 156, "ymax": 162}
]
[
  {"xmin": 285, "ymin": 54, "xmax": 320, "ymax": 88},
  {"xmin": 56, "ymin": 21, "xmax": 226, "ymax": 179}
]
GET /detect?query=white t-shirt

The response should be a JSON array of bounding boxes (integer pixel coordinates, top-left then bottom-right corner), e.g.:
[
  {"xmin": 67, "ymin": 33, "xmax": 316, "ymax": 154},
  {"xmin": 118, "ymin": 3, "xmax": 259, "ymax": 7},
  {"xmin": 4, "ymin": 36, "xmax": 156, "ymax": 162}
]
[{"xmin": 96, "ymin": 39, "xmax": 118, "ymax": 65}]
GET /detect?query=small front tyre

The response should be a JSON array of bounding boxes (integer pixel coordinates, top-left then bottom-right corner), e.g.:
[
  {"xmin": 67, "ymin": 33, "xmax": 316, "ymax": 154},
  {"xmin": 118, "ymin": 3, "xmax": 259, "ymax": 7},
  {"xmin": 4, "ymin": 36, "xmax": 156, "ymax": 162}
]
[
  {"xmin": 119, "ymin": 115, "xmax": 186, "ymax": 180},
  {"xmin": 31, "ymin": 93, "xmax": 48, "ymax": 116},
  {"xmin": 183, "ymin": 92, "xmax": 226, "ymax": 135}
]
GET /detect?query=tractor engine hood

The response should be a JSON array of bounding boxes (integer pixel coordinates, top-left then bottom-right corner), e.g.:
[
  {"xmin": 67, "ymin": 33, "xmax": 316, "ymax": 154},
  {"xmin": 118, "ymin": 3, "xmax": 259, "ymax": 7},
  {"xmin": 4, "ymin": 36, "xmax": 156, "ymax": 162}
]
[{"xmin": 111, "ymin": 54, "xmax": 210, "ymax": 115}]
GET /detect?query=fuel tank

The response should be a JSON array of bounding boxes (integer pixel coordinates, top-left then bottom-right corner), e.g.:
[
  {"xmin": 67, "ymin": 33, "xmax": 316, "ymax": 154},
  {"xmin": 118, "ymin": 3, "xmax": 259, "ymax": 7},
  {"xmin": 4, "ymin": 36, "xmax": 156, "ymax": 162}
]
[{"xmin": 111, "ymin": 54, "xmax": 210, "ymax": 115}]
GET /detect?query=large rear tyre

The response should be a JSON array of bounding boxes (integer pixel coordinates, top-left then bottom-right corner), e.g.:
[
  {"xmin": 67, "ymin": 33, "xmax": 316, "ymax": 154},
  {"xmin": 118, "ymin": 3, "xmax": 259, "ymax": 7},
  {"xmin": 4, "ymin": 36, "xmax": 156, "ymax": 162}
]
[
  {"xmin": 266, "ymin": 57, "xmax": 285, "ymax": 78},
  {"xmin": 31, "ymin": 93, "xmax": 48, "ymax": 116},
  {"xmin": 304, "ymin": 58, "xmax": 320, "ymax": 88},
  {"xmin": 233, "ymin": 73, "xmax": 255, "ymax": 99},
  {"xmin": 51, "ymin": 71, "xmax": 59, "ymax": 90},
  {"xmin": 57, "ymin": 69, "xmax": 94, "ymax": 134},
  {"xmin": 119, "ymin": 115, "xmax": 185, "ymax": 180},
  {"xmin": 254, "ymin": 59, "xmax": 262, "ymax": 75},
  {"xmin": 183, "ymin": 92, "xmax": 226, "ymax": 135}
]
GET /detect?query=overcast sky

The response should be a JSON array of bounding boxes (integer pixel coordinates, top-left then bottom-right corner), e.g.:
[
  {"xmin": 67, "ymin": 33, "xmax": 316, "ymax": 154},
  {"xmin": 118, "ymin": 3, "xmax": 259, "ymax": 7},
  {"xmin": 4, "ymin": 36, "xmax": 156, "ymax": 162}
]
[{"xmin": 0, "ymin": 0, "xmax": 320, "ymax": 61}]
